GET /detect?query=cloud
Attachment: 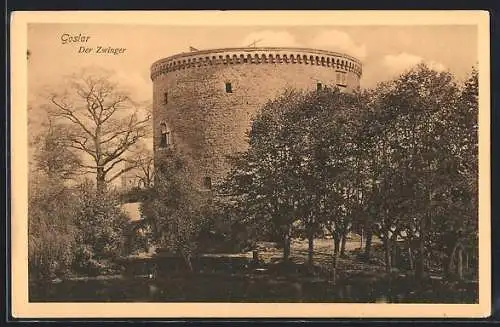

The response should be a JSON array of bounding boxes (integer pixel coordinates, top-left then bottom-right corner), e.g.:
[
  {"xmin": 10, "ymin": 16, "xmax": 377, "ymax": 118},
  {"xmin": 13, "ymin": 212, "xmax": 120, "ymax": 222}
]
[
  {"xmin": 383, "ymin": 53, "xmax": 422, "ymax": 74},
  {"xmin": 309, "ymin": 30, "xmax": 367, "ymax": 59},
  {"xmin": 382, "ymin": 52, "xmax": 447, "ymax": 76},
  {"xmin": 113, "ymin": 70, "xmax": 151, "ymax": 103},
  {"xmin": 239, "ymin": 30, "xmax": 302, "ymax": 48},
  {"xmin": 426, "ymin": 60, "xmax": 447, "ymax": 72}
]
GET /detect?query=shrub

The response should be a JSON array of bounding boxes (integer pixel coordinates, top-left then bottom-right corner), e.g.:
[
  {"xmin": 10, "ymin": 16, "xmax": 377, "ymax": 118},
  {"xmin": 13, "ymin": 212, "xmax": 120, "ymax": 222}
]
[{"xmin": 71, "ymin": 180, "xmax": 130, "ymax": 275}]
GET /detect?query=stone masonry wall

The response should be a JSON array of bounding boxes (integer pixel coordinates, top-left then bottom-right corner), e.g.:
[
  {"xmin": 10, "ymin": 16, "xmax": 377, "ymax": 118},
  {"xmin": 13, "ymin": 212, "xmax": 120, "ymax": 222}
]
[{"xmin": 151, "ymin": 47, "xmax": 362, "ymax": 188}]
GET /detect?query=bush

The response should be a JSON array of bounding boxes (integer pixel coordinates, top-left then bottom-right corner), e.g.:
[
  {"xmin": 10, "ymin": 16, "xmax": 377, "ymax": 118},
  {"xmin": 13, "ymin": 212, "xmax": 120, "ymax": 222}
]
[
  {"xmin": 71, "ymin": 181, "xmax": 130, "ymax": 275},
  {"xmin": 28, "ymin": 175, "xmax": 78, "ymax": 281},
  {"xmin": 140, "ymin": 150, "xmax": 211, "ymax": 270}
]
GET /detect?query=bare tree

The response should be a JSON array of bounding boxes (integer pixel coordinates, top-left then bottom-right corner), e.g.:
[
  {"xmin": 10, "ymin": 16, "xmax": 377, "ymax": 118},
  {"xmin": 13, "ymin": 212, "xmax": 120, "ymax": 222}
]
[
  {"xmin": 48, "ymin": 69, "xmax": 151, "ymax": 192},
  {"xmin": 132, "ymin": 148, "xmax": 154, "ymax": 189},
  {"xmin": 115, "ymin": 142, "xmax": 155, "ymax": 191}
]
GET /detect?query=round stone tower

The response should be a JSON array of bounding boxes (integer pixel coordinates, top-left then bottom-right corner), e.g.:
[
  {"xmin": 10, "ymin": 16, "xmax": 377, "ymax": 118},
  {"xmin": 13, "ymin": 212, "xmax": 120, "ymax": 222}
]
[{"xmin": 150, "ymin": 47, "xmax": 362, "ymax": 189}]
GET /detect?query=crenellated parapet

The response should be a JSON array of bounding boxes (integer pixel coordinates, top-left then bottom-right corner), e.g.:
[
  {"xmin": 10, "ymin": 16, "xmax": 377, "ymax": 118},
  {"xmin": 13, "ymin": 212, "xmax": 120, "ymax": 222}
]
[
  {"xmin": 151, "ymin": 47, "xmax": 363, "ymax": 80},
  {"xmin": 152, "ymin": 46, "xmax": 363, "ymax": 189}
]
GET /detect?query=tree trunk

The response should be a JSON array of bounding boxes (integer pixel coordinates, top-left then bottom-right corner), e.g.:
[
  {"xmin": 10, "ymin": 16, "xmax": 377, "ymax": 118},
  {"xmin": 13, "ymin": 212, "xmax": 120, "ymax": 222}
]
[
  {"xmin": 340, "ymin": 232, "xmax": 347, "ymax": 257},
  {"xmin": 443, "ymin": 255, "xmax": 450, "ymax": 279},
  {"xmin": 416, "ymin": 218, "xmax": 426, "ymax": 280},
  {"xmin": 283, "ymin": 228, "xmax": 291, "ymax": 262},
  {"xmin": 446, "ymin": 241, "xmax": 460, "ymax": 279},
  {"xmin": 360, "ymin": 227, "xmax": 364, "ymax": 250},
  {"xmin": 408, "ymin": 247, "xmax": 414, "ymax": 271},
  {"xmin": 144, "ymin": 236, "xmax": 150, "ymax": 253},
  {"xmin": 407, "ymin": 241, "xmax": 414, "ymax": 271},
  {"xmin": 331, "ymin": 246, "xmax": 339, "ymax": 285},
  {"xmin": 465, "ymin": 251, "xmax": 469, "ymax": 275},
  {"xmin": 383, "ymin": 237, "xmax": 391, "ymax": 273},
  {"xmin": 96, "ymin": 166, "xmax": 106, "ymax": 193},
  {"xmin": 391, "ymin": 237, "xmax": 399, "ymax": 269},
  {"xmin": 333, "ymin": 237, "xmax": 341, "ymax": 256},
  {"xmin": 392, "ymin": 244, "xmax": 397, "ymax": 269},
  {"xmin": 457, "ymin": 246, "xmax": 464, "ymax": 281},
  {"xmin": 183, "ymin": 252, "xmax": 194, "ymax": 273},
  {"xmin": 307, "ymin": 230, "xmax": 314, "ymax": 266},
  {"xmin": 364, "ymin": 225, "xmax": 373, "ymax": 260}
]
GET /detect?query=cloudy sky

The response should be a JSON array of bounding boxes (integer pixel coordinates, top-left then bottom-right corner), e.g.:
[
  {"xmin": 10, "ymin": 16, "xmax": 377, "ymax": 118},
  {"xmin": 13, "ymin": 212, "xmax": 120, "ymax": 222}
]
[{"xmin": 28, "ymin": 24, "xmax": 478, "ymax": 105}]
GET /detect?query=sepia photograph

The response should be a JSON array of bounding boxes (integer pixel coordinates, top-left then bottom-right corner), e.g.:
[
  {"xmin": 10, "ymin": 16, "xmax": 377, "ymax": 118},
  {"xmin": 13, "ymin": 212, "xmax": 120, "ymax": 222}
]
[{"xmin": 10, "ymin": 11, "xmax": 490, "ymax": 318}]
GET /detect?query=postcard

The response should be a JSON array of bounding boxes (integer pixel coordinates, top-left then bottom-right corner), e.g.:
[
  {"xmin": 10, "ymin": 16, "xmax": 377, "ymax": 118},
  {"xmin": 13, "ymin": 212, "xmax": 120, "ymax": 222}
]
[{"xmin": 10, "ymin": 10, "xmax": 491, "ymax": 318}]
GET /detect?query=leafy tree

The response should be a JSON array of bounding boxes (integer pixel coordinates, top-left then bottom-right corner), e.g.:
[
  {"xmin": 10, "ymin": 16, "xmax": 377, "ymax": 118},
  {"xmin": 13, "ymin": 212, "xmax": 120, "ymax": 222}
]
[
  {"xmin": 71, "ymin": 179, "xmax": 130, "ymax": 275},
  {"xmin": 220, "ymin": 90, "xmax": 310, "ymax": 262},
  {"xmin": 432, "ymin": 67, "xmax": 478, "ymax": 279},
  {"xmin": 221, "ymin": 88, "xmax": 366, "ymax": 269},
  {"xmin": 308, "ymin": 88, "xmax": 368, "ymax": 257},
  {"xmin": 32, "ymin": 119, "xmax": 81, "ymax": 180},
  {"xmin": 29, "ymin": 176, "xmax": 131, "ymax": 280},
  {"xmin": 28, "ymin": 118, "xmax": 81, "ymax": 282},
  {"xmin": 141, "ymin": 149, "xmax": 210, "ymax": 272},
  {"xmin": 28, "ymin": 175, "xmax": 78, "ymax": 281},
  {"xmin": 363, "ymin": 64, "xmax": 478, "ymax": 278}
]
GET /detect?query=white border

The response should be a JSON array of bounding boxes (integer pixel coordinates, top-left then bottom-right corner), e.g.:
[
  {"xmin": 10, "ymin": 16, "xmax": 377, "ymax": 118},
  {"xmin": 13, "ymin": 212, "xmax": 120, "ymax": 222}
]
[{"xmin": 10, "ymin": 10, "xmax": 491, "ymax": 318}]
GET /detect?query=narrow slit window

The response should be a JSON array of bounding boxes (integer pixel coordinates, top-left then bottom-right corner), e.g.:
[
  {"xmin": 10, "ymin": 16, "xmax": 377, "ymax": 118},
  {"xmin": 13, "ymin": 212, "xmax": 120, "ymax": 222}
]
[
  {"xmin": 163, "ymin": 91, "xmax": 168, "ymax": 104},
  {"xmin": 225, "ymin": 82, "xmax": 232, "ymax": 93},
  {"xmin": 317, "ymin": 82, "xmax": 322, "ymax": 91},
  {"xmin": 203, "ymin": 176, "xmax": 212, "ymax": 190}
]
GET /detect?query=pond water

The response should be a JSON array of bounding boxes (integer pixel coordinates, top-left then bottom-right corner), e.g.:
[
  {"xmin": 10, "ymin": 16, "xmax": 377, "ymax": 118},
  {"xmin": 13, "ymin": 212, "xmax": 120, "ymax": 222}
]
[{"xmin": 29, "ymin": 271, "xmax": 477, "ymax": 303}]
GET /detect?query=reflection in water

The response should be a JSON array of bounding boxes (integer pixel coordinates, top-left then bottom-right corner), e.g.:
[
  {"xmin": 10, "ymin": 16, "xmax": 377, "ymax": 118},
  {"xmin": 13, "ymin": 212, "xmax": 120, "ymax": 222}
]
[{"xmin": 29, "ymin": 272, "xmax": 478, "ymax": 303}]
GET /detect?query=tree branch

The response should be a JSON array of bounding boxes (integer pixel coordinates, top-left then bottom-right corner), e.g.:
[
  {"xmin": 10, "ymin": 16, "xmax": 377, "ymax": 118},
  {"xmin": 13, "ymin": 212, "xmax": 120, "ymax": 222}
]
[
  {"xmin": 106, "ymin": 165, "xmax": 139, "ymax": 183},
  {"xmin": 50, "ymin": 96, "xmax": 96, "ymax": 139}
]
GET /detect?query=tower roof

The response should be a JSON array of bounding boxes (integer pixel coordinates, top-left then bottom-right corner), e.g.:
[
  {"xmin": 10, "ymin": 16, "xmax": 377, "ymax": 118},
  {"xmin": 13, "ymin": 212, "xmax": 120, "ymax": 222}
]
[
  {"xmin": 152, "ymin": 46, "xmax": 362, "ymax": 68},
  {"xmin": 150, "ymin": 46, "xmax": 363, "ymax": 81}
]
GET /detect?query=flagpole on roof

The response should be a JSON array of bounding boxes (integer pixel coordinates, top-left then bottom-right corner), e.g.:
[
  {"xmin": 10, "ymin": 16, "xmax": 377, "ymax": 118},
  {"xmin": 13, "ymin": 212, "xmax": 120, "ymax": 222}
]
[{"xmin": 246, "ymin": 39, "xmax": 263, "ymax": 48}]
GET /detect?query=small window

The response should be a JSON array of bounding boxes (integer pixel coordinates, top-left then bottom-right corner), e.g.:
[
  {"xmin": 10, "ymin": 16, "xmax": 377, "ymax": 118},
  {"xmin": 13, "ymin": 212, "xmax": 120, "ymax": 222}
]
[
  {"xmin": 160, "ymin": 132, "xmax": 170, "ymax": 147},
  {"xmin": 225, "ymin": 82, "xmax": 232, "ymax": 93},
  {"xmin": 160, "ymin": 122, "xmax": 170, "ymax": 148},
  {"xmin": 203, "ymin": 176, "xmax": 212, "ymax": 190},
  {"xmin": 317, "ymin": 82, "xmax": 322, "ymax": 91},
  {"xmin": 336, "ymin": 71, "xmax": 347, "ymax": 86},
  {"xmin": 163, "ymin": 91, "xmax": 168, "ymax": 104},
  {"xmin": 237, "ymin": 175, "xmax": 253, "ymax": 187}
]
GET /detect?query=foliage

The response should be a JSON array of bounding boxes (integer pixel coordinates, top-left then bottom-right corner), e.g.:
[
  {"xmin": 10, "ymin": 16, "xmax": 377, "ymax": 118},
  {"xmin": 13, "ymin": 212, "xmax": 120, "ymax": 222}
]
[
  {"xmin": 140, "ymin": 149, "xmax": 211, "ymax": 270},
  {"xmin": 219, "ymin": 90, "xmax": 307, "ymax": 260},
  {"xmin": 362, "ymin": 64, "xmax": 478, "ymax": 277},
  {"xmin": 29, "ymin": 166, "xmax": 131, "ymax": 280},
  {"xmin": 220, "ymin": 64, "xmax": 479, "ymax": 279},
  {"xmin": 219, "ymin": 88, "xmax": 367, "ymax": 264},
  {"xmin": 32, "ymin": 120, "xmax": 81, "ymax": 180},
  {"xmin": 28, "ymin": 69, "xmax": 149, "ymax": 281},
  {"xmin": 28, "ymin": 117, "xmax": 82, "ymax": 281},
  {"xmin": 71, "ymin": 179, "xmax": 130, "ymax": 275},
  {"xmin": 28, "ymin": 175, "xmax": 79, "ymax": 281},
  {"xmin": 28, "ymin": 63, "xmax": 478, "ymax": 284}
]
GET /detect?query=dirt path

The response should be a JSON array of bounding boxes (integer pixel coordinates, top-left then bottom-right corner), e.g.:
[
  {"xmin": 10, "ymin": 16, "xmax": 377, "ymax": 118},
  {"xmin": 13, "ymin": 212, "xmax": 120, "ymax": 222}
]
[{"xmin": 258, "ymin": 236, "xmax": 378, "ymax": 263}]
